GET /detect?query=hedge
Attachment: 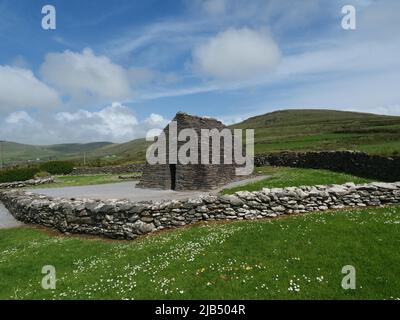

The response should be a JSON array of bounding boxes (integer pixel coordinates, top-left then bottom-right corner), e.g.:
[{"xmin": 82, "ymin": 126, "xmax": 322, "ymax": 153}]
[
  {"xmin": 0, "ymin": 167, "xmax": 39, "ymax": 183},
  {"xmin": 0, "ymin": 161, "xmax": 74, "ymax": 183},
  {"xmin": 39, "ymin": 161, "xmax": 74, "ymax": 175}
]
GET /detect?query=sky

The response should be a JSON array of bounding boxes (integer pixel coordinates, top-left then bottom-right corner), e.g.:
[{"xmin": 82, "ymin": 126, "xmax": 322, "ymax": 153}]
[{"xmin": 0, "ymin": 0, "xmax": 399, "ymax": 144}]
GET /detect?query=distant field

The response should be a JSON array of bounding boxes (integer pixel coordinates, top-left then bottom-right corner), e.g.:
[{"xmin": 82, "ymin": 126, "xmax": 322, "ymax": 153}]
[
  {"xmin": 1, "ymin": 205, "xmax": 399, "ymax": 299},
  {"xmin": 222, "ymin": 167, "xmax": 373, "ymax": 194}
]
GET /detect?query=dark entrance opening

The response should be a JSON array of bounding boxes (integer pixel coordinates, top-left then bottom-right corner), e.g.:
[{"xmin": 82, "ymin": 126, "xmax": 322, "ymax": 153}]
[{"xmin": 170, "ymin": 164, "xmax": 176, "ymax": 190}]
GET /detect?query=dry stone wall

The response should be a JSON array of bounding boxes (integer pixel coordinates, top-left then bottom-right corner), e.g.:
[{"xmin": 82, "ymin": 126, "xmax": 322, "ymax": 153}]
[
  {"xmin": 0, "ymin": 177, "xmax": 54, "ymax": 190},
  {"xmin": 1, "ymin": 181, "xmax": 400, "ymax": 240},
  {"xmin": 255, "ymin": 151, "xmax": 400, "ymax": 182}
]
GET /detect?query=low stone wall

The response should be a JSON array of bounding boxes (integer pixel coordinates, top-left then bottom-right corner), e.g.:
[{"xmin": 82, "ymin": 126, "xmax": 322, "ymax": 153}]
[
  {"xmin": 1, "ymin": 181, "xmax": 399, "ymax": 239},
  {"xmin": 71, "ymin": 164, "xmax": 144, "ymax": 175},
  {"xmin": 254, "ymin": 151, "xmax": 400, "ymax": 182},
  {"xmin": 0, "ymin": 177, "xmax": 54, "ymax": 190},
  {"xmin": 70, "ymin": 151, "xmax": 400, "ymax": 181}
]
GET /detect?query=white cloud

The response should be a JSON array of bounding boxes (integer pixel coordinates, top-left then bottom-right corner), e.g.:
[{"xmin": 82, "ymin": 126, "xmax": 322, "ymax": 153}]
[
  {"xmin": 203, "ymin": 0, "xmax": 227, "ymax": 15},
  {"xmin": 0, "ymin": 103, "xmax": 168, "ymax": 144},
  {"xmin": 192, "ymin": 27, "xmax": 281, "ymax": 80},
  {"xmin": 127, "ymin": 67, "xmax": 179, "ymax": 87},
  {"xmin": 55, "ymin": 102, "xmax": 139, "ymax": 141},
  {"xmin": 5, "ymin": 111, "xmax": 35, "ymax": 124},
  {"xmin": 371, "ymin": 105, "xmax": 400, "ymax": 116},
  {"xmin": 40, "ymin": 48, "xmax": 133, "ymax": 103},
  {"xmin": 145, "ymin": 113, "xmax": 169, "ymax": 127},
  {"xmin": 0, "ymin": 65, "xmax": 60, "ymax": 112}
]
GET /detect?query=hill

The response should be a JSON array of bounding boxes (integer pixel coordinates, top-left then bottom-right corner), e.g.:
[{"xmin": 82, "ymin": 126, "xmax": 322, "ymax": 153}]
[
  {"xmin": 0, "ymin": 141, "xmax": 113, "ymax": 167},
  {"xmin": 2, "ymin": 109, "xmax": 400, "ymax": 167},
  {"xmin": 91, "ymin": 109, "xmax": 400, "ymax": 161},
  {"xmin": 84, "ymin": 138, "xmax": 151, "ymax": 163},
  {"xmin": 44, "ymin": 142, "xmax": 112, "ymax": 154},
  {"xmin": 232, "ymin": 109, "xmax": 400, "ymax": 155},
  {"xmin": 0, "ymin": 141, "xmax": 58, "ymax": 166}
]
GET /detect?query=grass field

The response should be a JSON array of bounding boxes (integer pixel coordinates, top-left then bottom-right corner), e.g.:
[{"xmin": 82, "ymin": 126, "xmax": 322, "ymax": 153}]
[
  {"xmin": 28, "ymin": 174, "xmax": 140, "ymax": 189},
  {"xmin": 222, "ymin": 167, "xmax": 374, "ymax": 194},
  {"xmin": 1, "ymin": 205, "xmax": 399, "ymax": 300}
]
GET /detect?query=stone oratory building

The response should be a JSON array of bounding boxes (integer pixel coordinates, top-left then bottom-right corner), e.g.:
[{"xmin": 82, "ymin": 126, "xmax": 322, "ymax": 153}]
[{"xmin": 137, "ymin": 112, "xmax": 239, "ymax": 191}]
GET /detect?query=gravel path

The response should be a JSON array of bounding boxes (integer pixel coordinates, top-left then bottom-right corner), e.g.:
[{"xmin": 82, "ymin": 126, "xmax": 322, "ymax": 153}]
[
  {"xmin": 0, "ymin": 202, "xmax": 22, "ymax": 229},
  {"xmin": 27, "ymin": 181, "xmax": 207, "ymax": 202},
  {"xmin": 27, "ymin": 175, "xmax": 268, "ymax": 202}
]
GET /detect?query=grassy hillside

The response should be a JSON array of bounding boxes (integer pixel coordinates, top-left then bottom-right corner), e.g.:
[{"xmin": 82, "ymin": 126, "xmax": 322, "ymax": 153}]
[
  {"xmin": 44, "ymin": 142, "xmax": 112, "ymax": 154},
  {"xmin": 84, "ymin": 138, "xmax": 151, "ymax": 164},
  {"xmin": 0, "ymin": 141, "xmax": 58, "ymax": 165},
  {"xmin": 232, "ymin": 109, "xmax": 400, "ymax": 155},
  {"xmin": 2, "ymin": 109, "xmax": 400, "ymax": 166},
  {"xmin": 94, "ymin": 109, "xmax": 400, "ymax": 161},
  {"xmin": 0, "ymin": 141, "xmax": 113, "ymax": 167},
  {"xmin": 93, "ymin": 109, "xmax": 400, "ymax": 162}
]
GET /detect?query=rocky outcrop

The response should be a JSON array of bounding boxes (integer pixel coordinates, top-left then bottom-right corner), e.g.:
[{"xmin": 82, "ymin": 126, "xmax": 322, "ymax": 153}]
[
  {"xmin": 254, "ymin": 151, "xmax": 400, "ymax": 182},
  {"xmin": 1, "ymin": 181, "xmax": 400, "ymax": 240},
  {"xmin": 0, "ymin": 177, "xmax": 54, "ymax": 189}
]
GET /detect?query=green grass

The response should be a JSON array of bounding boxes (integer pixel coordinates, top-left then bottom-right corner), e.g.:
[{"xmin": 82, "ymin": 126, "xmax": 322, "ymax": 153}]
[
  {"xmin": 222, "ymin": 167, "xmax": 373, "ymax": 194},
  {"xmin": 29, "ymin": 174, "xmax": 140, "ymax": 189},
  {"xmin": 232, "ymin": 109, "xmax": 400, "ymax": 156},
  {"xmin": 1, "ymin": 205, "xmax": 400, "ymax": 299}
]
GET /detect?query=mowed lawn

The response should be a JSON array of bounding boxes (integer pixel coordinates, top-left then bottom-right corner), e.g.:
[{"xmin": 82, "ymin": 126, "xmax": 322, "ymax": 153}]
[
  {"xmin": 1, "ymin": 205, "xmax": 400, "ymax": 300},
  {"xmin": 222, "ymin": 167, "xmax": 374, "ymax": 194}
]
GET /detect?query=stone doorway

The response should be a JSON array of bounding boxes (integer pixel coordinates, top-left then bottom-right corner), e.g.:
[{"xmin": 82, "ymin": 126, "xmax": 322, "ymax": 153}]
[{"xmin": 170, "ymin": 164, "xmax": 176, "ymax": 190}]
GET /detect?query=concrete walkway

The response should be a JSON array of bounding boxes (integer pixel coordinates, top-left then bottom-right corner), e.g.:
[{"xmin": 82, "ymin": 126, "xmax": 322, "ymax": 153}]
[
  {"xmin": 0, "ymin": 202, "xmax": 22, "ymax": 229},
  {"xmin": 27, "ymin": 175, "xmax": 268, "ymax": 202}
]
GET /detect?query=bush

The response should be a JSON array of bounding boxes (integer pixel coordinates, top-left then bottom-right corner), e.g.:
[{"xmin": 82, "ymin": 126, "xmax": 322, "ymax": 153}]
[
  {"xmin": 0, "ymin": 167, "xmax": 39, "ymax": 183},
  {"xmin": 39, "ymin": 161, "xmax": 74, "ymax": 175},
  {"xmin": 34, "ymin": 171, "xmax": 51, "ymax": 179}
]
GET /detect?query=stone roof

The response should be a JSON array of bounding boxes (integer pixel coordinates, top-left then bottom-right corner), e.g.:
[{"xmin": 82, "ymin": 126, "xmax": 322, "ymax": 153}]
[{"xmin": 171, "ymin": 112, "xmax": 227, "ymax": 131}]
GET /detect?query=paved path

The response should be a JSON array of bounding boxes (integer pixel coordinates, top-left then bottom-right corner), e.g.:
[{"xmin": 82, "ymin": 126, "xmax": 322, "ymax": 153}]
[
  {"xmin": 27, "ymin": 175, "xmax": 268, "ymax": 202},
  {"xmin": 0, "ymin": 202, "xmax": 22, "ymax": 229},
  {"xmin": 27, "ymin": 181, "xmax": 206, "ymax": 202}
]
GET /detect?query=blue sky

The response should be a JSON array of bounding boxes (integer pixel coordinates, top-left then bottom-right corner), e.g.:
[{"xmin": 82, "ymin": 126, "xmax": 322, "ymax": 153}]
[{"xmin": 0, "ymin": 0, "xmax": 399, "ymax": 144}]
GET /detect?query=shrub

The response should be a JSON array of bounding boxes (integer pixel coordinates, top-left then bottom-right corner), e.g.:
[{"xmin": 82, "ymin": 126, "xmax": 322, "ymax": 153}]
[
  {"xmin": 34, "ymin": 171, "xmax": 51, "ymax": 179},
  {"xmin": 40, "ymin": 161, "xmax": 74, "ymax": 175},
  {"xmin": 0, "ymin": 167, "xmax": 39, "ymax": 183}
]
